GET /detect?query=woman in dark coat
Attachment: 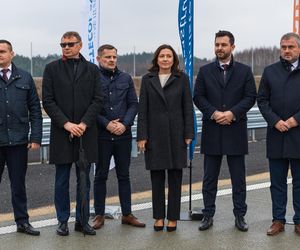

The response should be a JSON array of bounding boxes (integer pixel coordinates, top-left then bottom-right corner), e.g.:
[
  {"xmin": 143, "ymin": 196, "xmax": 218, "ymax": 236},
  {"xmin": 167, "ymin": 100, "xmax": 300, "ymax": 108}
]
[{"xmin": 137, "ymin": 44, "xmax": 194, "ymax": 231}]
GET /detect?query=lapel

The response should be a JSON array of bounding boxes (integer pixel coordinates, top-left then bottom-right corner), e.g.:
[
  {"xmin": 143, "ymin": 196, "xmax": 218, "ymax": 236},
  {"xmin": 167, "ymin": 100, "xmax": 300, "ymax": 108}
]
[
  {"xmin": 6, "ymin": 64, "xmax": 21, "ymax": 86},
  {"xmin": 74, "ymin": 56, "xmax": 86, "ymax": 83},
  {"xmin": 212, "ymin": 61, "xmax": 225, "ymax": 88},
  {"xmin": 149, "ymin": 72, "xmax": 167, "ymax": 105},
  {"xmin": 164, "ymin": 73, "xmax": 179, "ymax": 88},
  {"xmin": 225, "ymin": 62, "xmax": 235, "ymax": 86},
  {"xmin": 213, "ymin": 58, "xmax": 235, "ymax": 88}
]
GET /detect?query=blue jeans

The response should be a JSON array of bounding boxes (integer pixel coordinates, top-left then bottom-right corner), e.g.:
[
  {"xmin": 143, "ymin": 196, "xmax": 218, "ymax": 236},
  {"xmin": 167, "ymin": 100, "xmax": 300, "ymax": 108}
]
[
  {"xmin": 55, "ymin": 163, "xmax": 91, "ymax": 223},
  {"xmin": 269, "ymin": 158, "xmax": 300, "ymax": 224},
  {"xmin": 94, "ymin": 139, "xmax": 132, "ymax": 216}
]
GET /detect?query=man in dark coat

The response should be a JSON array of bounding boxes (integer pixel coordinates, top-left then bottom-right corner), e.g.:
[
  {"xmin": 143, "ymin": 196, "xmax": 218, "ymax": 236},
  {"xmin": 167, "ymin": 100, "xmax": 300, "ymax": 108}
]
[
  {"xmin": 42, "ymin": 31, "xmax": 102, "ymax": 236},
  {"xmin": 92, "ymin": 44, "xmax": 145, "ymax": 229},
  {"xmin": 257, "ymin": 32, "xmax": 300, "ymax": 236},
  {"xmin": 193, "ymin": 31, "xmax": 256, "ymax": 232},
  {"xmin": 0, "ymin": 40, "xmax": 42, "ymax": 236}
]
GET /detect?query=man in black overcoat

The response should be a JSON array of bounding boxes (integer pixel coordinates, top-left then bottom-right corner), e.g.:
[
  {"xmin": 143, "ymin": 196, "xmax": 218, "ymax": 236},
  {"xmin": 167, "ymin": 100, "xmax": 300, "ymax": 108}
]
[
  {"xmin": 193, "ymin": 31, "xmax": 256, "ymax": 232},
  {"xmin": 42, "ymin": 31, "xmax": 102, "ymax": 236},
  {"xmin": 257, "ymin": 32, "xmax": 300, "ymax": 236}
]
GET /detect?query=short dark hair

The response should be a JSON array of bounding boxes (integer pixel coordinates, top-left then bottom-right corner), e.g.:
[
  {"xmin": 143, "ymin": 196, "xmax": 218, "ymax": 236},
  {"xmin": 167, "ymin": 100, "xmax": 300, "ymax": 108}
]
[
  {"xmin": 215, "ymin": 30, "xmax": 235, "ymax": 45},
  {"xmin": 281, "ymin": 32, "xmax": 300, "ymax": 47},
  {"xmin": 61, "ymin": 31, "xmax": 82, "ymax": 42},
  {"xmin": 97, "ymin": 44, "xmax": 117, "ymax": 56},
  {"xmin": 149, "ymin": 44, "xmax": 180, "ymax": 73},
  {"xmin": 0, "ymin": 39, "xmax": 13, "ymax": 51}
]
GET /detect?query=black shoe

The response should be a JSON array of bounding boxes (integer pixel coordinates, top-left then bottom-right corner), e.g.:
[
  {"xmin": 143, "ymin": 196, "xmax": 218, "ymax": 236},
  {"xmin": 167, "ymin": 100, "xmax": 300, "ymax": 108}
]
[
  {"xmin": 154, "ymin": 225, "xmax": 164, "ymax": 231},
  {"xmin": 198, "ymin": 216, "xmax": 213, "ymax": 231},
  {"xmin": 56, "ymin": 222, "xmax": 69, "ymax": 236},
  {"xmin": 17, "ymin": 222, "xmax": 40, "ymax": 236},
  {"xmin": 235, "ymin": 216, "xmax": 248, "ymax": 232},
  {"xmin": 74, "ymin": 222, "xmax": 96, "ymax": 235},
  {"xmin": 166, "ymin": 226, "xmax": 177, "ymax": 232}
]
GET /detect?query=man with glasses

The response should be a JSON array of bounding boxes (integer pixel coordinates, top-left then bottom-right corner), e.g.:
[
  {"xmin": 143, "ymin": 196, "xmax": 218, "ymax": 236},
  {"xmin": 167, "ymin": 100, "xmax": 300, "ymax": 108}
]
[{"xmin": 42, "ymin": 31, "xmax": 102, "ymax": 236}]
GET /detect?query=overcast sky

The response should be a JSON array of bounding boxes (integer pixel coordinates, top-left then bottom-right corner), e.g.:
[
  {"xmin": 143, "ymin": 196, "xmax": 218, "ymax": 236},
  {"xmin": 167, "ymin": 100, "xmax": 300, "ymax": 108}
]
[{"xmin": 1, "ymin": 0, "xmax": 293, "ymax": 59}]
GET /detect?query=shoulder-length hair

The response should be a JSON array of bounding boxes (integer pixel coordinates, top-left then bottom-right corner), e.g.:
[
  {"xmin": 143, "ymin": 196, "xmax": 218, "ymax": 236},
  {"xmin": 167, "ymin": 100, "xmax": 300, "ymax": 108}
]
[{"xmin": 149, "ymin": 44, "xmax": 181, "ymax": 73}]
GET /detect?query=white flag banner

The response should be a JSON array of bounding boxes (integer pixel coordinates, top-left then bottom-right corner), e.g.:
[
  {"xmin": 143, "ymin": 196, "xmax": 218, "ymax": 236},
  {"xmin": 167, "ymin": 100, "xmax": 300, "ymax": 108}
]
[{"xmin": 81, "ymin": 0, "xmax": 100, "ymax": 64}]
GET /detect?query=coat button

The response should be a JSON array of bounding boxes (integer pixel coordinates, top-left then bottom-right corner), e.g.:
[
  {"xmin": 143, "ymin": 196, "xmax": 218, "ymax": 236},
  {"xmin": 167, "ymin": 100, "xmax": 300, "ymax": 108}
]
[{"xmin": 222, "ymin": 104, "xmax": 226, "ymax": 108}]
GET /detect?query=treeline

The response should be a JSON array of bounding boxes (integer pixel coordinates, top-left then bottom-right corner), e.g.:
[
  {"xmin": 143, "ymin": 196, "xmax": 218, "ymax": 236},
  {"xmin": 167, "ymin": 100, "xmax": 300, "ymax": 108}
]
[{"xmin": 13, "ymin": 47, "xmax": 281, "ymax": 77}]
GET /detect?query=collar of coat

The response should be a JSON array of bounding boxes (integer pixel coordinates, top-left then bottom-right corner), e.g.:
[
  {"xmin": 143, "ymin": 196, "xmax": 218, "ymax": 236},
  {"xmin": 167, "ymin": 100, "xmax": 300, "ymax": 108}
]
[
  {"xmin": 280, "ymin": 56, "xmax": 300, "ymax": 72},
  {"xmin": 148, "ymin": 70, "xmax": 181, "ymax": 78},
  {"xmin": 99, "ymin": 66, "xmax": 121, "ymax": 78},
  {"xmin": 214, "ymin": 55, "xmax": 235, "ymax": 71}
]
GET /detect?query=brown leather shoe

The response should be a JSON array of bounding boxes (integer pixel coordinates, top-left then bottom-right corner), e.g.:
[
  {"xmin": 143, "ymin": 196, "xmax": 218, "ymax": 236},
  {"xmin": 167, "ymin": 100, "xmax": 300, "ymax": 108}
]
[
  {"xmin": 295, "ymin": 224, "xmax": 300, "ymax": 236},
  {"xmin": 121, "ymin": 214, "xmax": 146, "ymax": 228},
  {"xmin": 92, "ymin": 215, "xmax": 105, "ymax": 230},
  {"xmin": 267, "ymin": 221, "xmax": 284, "ymax": 236}
]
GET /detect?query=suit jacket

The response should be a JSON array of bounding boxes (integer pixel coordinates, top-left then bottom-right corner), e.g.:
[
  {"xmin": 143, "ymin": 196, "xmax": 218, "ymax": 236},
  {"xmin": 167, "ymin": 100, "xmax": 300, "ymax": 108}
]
[
  {"xmin": 257, "ymin": 58, "xmax": 300, "ymax": 159},
  {"xmin": 137, "ymin": 71, "xmax": 194, "ymax": 170},
  {"xmin": 193, "ymin": 59, "xmax": 256, "ymax": 155}
]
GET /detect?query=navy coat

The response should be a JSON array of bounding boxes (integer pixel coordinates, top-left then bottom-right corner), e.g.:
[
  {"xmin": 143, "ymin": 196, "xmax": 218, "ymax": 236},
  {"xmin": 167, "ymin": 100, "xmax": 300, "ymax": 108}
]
[
  {"xmin": 97, "ymin": 66, "xmax": 138, "ymax": 141},
  {"xmin": 257, "ymin": 59, "xmax": 300, "ymax": 159},
  {"xmin": 193, "ymin": 60, "xmax": 256, "ymax": 155},
  {"xmin": 42, "ymin": 55, "xmax": 102, "ymax": 164},
  {"xmin": 0, "ymin": 63, "xmax": 42, "ymax": 146},
  {"xmin": 137, "ymin": 71, "xmax": 194, "ymax": 170}
]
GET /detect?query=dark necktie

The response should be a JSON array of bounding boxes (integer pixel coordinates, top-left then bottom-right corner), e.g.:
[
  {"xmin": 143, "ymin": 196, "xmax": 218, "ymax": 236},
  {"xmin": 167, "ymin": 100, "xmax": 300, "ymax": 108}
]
[
  {"xmin": 222, "ymin": 64, "xmax": 229, "ymax": 81},
  {"xmin": 1, "ymin": 69, "xmax": 9, "ymax": 82}
]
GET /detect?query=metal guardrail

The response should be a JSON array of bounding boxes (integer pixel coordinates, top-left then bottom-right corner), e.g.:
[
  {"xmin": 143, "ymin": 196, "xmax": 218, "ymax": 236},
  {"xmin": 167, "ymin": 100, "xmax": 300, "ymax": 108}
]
[{"xmin": 39, "ymin": 106, "xmax": 267, "ymax": 163}]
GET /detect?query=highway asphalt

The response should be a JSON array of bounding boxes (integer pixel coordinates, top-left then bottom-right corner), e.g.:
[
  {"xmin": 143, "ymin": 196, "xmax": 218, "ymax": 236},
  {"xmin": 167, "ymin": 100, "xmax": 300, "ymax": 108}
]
[{"xmin": 0, "ymin": 129, "xmax": 268, "ymax": 215}]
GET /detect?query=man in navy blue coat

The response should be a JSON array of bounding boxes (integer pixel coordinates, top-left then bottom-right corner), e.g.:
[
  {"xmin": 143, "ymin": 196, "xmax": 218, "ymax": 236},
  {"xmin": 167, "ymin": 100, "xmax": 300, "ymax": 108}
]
[
  {"xmin": 193, "ymin": 31, "xmax": 256, "ymax": 232},
  {"xmin": 258, "ymin": 33, "xmax": 300, "ymax": 236},
  {"xmin": 92, "ymin": 45, "xmax": 145, "ymax": 229},
  {"xmin": 0, "ymin": 40, "xmax": 42, "ymax": 235}
]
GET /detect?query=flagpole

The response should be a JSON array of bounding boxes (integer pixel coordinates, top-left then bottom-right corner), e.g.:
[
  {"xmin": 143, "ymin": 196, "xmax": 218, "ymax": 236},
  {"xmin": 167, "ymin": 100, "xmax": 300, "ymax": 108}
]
[{"xmin": 178, "ymin": 0, "xmax": 202, "ymax": 221}]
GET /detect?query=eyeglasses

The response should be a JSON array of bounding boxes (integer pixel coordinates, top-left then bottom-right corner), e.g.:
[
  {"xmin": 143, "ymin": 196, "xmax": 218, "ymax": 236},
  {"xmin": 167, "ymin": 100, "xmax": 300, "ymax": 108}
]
[{"xmin": 60, "ymin": 41, "xmax": 80, "ymax": 48}]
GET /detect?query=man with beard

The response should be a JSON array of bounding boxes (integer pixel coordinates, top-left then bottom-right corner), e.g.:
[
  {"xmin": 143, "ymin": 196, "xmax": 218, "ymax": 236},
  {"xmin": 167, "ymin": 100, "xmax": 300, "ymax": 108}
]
[
  {"xmin": 193, "ymin": 30, "xmax": 256, "ymax": 232},
  {"xmin": 257, "ymin": 33, "xmax": 300, "ymax": 236}
]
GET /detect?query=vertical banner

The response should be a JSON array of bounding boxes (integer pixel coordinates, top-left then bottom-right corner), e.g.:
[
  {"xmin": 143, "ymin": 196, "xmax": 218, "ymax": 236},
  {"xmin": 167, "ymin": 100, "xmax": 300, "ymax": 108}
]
[
  {"xmin": 178, "ymin": 0, "xmax": 197, "ymax": 161},
  {"xmin": 294, "ymin": 0, "xmax": 300, "ymax": 35},
  {"xmin": 81, "ymin": 0, "xmax": 100, "ymax": 64}
]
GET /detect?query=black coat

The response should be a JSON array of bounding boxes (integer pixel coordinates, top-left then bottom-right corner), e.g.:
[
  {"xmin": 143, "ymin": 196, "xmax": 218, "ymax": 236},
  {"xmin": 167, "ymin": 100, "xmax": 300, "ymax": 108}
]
[
  {"xmin": 193, "ymin": 60, "xmax": 256, "ymax": 155},
  {"xmin": 257, "ymin": 59, "xmax": 300, "ymax": 159},
  {"xmin": 42, "ymin": 56, "xmax": 102, "ymax": 164},
  {"xmin": 137, "ymin": 72, "xmax": 194, "ymax": 170}
]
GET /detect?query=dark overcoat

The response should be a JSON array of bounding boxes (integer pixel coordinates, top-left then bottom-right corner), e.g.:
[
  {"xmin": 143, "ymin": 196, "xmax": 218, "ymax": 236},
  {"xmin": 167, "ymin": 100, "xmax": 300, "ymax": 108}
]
[
  {"xmin": 42, "ymin": 55, "xmax": 102, "ymax": 164},
  {"xmin": 193, "ymin": 60, "xmax": 256, "ymax": 155},
  {"xmin": 137, "ymin": 71, "xmax": 194, "ymax": 170},
  {"xmin": 257, "ymin": 59, "xmax": 300, "ymax": 159}
]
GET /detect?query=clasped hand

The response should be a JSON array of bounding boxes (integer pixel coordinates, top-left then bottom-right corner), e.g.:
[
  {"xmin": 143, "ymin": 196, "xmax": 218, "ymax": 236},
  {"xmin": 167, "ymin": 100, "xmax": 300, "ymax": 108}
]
[
  {"xmin": 64, "ymin": 122, "xmax": 87, "ymax": 137},
  {"xmin": 106, "ymin": 119, "xmax": 126, "ymax": 135},
  {"xmin": 213, "ymin": 111, "xmax": 234, "ymax": 125},
  {"xmin": 275, "ymin": 117, "xmax": 298, "ymax": 132}
]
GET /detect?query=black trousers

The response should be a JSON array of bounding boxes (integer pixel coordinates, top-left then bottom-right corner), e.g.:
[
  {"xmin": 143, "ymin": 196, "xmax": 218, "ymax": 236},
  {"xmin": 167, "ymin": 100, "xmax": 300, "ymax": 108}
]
[
  {"xmin": 94, "ymin": 139, "xmax": 132, "ymax": 216},
  {"xmin": 202, "ymin": 154, "xmax": 247, "ymax": 217},
  {"xmin": 0, "ymin": 144, "xmax": 29, "ymax": 224},
  {"xmin": 150, "ymin": 169, "xmax": 182, "ymax": 220}
]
